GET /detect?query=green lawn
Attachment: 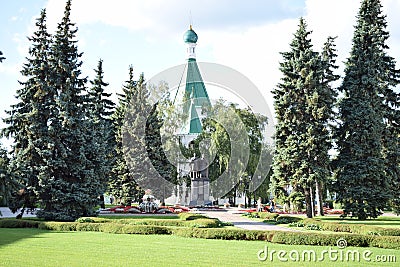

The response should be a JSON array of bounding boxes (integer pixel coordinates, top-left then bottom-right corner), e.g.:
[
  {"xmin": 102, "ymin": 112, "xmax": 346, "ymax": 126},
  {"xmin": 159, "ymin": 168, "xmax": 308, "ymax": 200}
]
[{"xmin": 0, "ymin": 228, "xmax": 399, "ymax": 267}]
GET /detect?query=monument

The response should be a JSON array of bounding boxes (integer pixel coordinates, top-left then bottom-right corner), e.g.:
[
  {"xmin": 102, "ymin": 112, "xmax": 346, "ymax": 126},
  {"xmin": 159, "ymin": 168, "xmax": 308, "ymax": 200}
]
[{"xmin": 189, "ymin": 155, "xmax": 210, "ymax": 206}]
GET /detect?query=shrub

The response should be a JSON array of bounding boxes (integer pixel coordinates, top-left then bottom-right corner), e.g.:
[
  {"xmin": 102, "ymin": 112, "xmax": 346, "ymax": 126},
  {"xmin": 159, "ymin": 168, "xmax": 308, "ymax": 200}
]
[
  {"xmin": 288, "ymin": 222, "xmax": 305, "ymax": 227},
  {"xmin": 119, "ymin": 225, "xmax": 170, "ymax": 235},
  {"xmin": 302, "ymin": 218, "xmax": 400, "ymax": 236},
  {"xmin": 0, "ymin": 219, "xmax": 39, "ymax": 228},
  {"xmin": 178, "ymin": 213, "xmax": 207, "ymax": 221},
  {"xmin": 76, "ymin": 217, "xmax": 95, "ymax": 223},
  {"xmin": 258, "ymin": 212, "xmax": 279, "ymax": 220},
  {"xmin": 369, "ymin": 236, "xmax": 400, "ymax": 249},
  {"xmin": 271, "ymin": 232, "xmax": 371, "ymax": 247},
  {"xmin": 275, "ymin": 216, "xmax": 302, "ymax": 224},
  {"xmin": 38, "ymin": 222, "xmax": 78, "ymax": 231},
  {"xmin": 171, "ymin": 227, "xmax": 273, "ymax": 241},
  {"xmin": 75, "ymin": 223, "xmax": 102, "ymax": 232},
  {"xmin": 107, "ymin": 218, "xmax": 221, "ymax": 228},
  {"xmin": 305, "ymin": 224, "xmax": 322, "ymax": 231}
]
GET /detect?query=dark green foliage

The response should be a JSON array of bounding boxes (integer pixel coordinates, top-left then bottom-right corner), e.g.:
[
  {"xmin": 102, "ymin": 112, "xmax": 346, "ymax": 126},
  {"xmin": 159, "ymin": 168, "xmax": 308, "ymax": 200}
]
[
  {"xmin": 0, "ymin": 143, "xmax": 16, "ymax": 207},
  {"xmin": 3, "ymin": 1, "xmax": 111, "ymax": 221},
  {"xmin": 334, "ymin": 0, "xmax": 399, "ymax": 220},
  {"xmin": 178, "ymin": 212, "xmax": 207, "ymax": 220},
  {"xmin": 0, "ymin": 219, "xmax": 39, "ymax": 228},
  {"xmin": 272, "ymin": 18, "xmax": 338, "ymax": 218},
  {"xmin": 86, "ymin": 59, "xmax": 115, "ymax": 206},
  {"xmin": 109, "ymin": 67, "xmax": 144, "ymax": 204},
  {"xmin": 145, "ymin": 102, "xmax": 177, "ymax": 199},
  {"xmin": 275, "ymin": 216, "xmax": 302, "ymax": 224},
  {"xmin": 34, "ymin": 0, "xmax": 100, "ymax": 221},
  {"xmin": 2, "ymin": 9, "xmax": 52, "ymax": 216}
]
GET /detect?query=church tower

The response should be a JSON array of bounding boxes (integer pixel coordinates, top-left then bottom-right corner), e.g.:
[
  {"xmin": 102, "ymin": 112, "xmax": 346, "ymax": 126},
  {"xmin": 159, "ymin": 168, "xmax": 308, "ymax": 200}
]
[
  {"xmin": 178, "ymin": 25, "xmax": 211, "ymax": 146},
  {"xmin": 175, "ymin": 25, "xmax": 212, "ymax": 206}
]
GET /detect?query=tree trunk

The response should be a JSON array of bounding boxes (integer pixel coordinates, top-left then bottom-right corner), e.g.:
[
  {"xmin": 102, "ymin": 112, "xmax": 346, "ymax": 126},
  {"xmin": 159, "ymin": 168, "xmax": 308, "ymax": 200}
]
[
  {"xmin": 304, "ymin": 187, "xmax": 313, "ymax": 218},
  {"xmin": 315, "ymin": 179, "xmax": 324, "ymax": 216},
  {"xmin": 233, "ymin": 187, "xmax": 236, "ymax": 206},
  {"xmin": 310, "ymin": 186, "xmax": 315, "ymax": 216}
]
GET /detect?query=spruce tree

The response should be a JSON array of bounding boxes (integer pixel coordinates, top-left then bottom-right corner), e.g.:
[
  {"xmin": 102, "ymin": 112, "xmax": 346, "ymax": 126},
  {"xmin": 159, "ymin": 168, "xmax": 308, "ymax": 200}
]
[
  {"xmin": 36, "ymin": 0, "xmax": 99, "ymax": 221},
  {"xmin": 312, "ymin": 36, "xmax": 339, "ymax": 216},
  {"xmin": 109, "ymin": 67, "xmax": 144, "ymax": 204},
  {"xmin": 145, "ymin": 102, "xmax": 177, "ymax": 202},
  {"xmin": 272, "ymin": 18, "xmax": 337, "ymax": 218},
  {"xmin": 2, "ymin": 9, "xmax": 52, "ymax": 217},
  {"xmin": 334, "ymin": 0, "xmax": 398, "ymax": 219},
  {"xmin": 87, "ymin": 59, "xmax": 115, "ymax": 207}
]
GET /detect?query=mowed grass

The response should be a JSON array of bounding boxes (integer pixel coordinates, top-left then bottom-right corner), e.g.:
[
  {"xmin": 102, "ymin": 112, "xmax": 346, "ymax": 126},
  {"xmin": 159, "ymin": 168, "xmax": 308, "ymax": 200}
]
[{"xmin": 0, "ymin": 228, "xmax": 399, "ymax": 267}]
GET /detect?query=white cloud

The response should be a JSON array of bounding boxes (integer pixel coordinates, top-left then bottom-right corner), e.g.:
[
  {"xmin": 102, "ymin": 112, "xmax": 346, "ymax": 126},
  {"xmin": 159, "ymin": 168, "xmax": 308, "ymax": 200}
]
[
  {"xmin": 199, "ymin": 19, "xmax": 298, "ymax": 114},
  {"xmin": 39, "ymin": 0, "xmax": 400, "ymax": 112}
]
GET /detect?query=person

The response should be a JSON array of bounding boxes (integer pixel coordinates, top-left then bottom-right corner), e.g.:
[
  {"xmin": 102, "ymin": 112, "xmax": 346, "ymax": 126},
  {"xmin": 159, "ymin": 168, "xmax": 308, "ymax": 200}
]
[
  {"xmin": 257, "ymin": 197, "xmax": 262, "ymax": 212},
  {"xmin": 270, "ymin": 199, "xmax": 275, "ymax": 212},
  {"xmin": 109, "ymin": 195, "xmax": 114, "ymax": 205}
]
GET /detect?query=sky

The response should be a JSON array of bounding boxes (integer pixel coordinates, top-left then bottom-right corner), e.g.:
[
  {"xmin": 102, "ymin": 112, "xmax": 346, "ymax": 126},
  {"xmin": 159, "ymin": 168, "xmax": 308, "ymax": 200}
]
[{"xmin": 1, "ymin": 0, "xmax": 400, "ymax": 147}]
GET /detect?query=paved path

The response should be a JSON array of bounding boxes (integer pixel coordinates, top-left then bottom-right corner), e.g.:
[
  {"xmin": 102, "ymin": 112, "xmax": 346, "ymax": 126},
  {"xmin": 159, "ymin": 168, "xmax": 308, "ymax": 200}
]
[
  {"xmin": 0, "ymin": 207, "xmax": 37, "ymax": 218},
  {"xmin": 196, "ymin": 208, "xmax": 296, "ymax": 231}
]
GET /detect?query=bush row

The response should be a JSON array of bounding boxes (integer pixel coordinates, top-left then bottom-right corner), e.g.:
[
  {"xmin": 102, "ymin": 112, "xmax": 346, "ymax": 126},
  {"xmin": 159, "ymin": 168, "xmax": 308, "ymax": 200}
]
[
  {"xmin": 76, "ymin": 217, "xmax": 221, "ymax": 228},
  {"xmin": 302, "ymin": 218, "xmax": 400, "ymax": 236},
  {"xmin": 2, "ymin": 219, "xmax": 399, "ymax": 250},
  {"xmin": 0, "ymin": 219, "xmax": 40, "ymax": 228},
  {"xmin": 39, "ymin": 221, "xmax": 170, "ymax": 234}
]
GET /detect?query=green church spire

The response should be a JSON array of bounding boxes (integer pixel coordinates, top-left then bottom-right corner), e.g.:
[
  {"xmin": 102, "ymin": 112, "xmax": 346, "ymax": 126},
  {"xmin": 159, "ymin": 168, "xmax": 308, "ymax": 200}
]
[{"xmin": 181, "ymin": 25, "xmax": 211, "ymax": 136}]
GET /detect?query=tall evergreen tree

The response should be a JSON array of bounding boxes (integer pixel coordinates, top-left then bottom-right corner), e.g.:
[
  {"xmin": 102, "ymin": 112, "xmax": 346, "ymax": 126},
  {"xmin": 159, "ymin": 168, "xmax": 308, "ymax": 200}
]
[
  {"xmin": 271, "ymin": 18, "xmax": 337, "ymax": 218},
  {"xmin": 109, "ymin": 67, "xmax": 144, "ymax": 204},
  {"xmin": 86, "ymin": 59, "xmax": 115, "ymax": 207},
  {"xmin": 36, "ymin": 0, "xmax": 99, "ymax": 221},
  {"xmin": 312, "ymin": 36, "xmax": 339, "ymax": 216},
  {"xmin": 334, "ymin": 0, "xmax": 399, "ymax": 219},
  {"xmin": 2, "ymin": 9, "xmax": 52, "ymax": 217}
]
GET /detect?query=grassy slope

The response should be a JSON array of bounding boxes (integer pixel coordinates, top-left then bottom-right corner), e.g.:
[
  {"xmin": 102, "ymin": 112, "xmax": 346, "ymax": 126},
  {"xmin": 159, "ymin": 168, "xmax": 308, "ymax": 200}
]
[{"xmin": 0, "ymin": 228, "xmax": 399, "ymax": 267}]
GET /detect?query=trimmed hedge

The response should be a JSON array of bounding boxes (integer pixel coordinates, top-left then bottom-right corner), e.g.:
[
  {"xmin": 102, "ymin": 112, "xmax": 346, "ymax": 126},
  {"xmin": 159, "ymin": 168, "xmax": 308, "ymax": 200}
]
[
  {"xmin": 272, "ymin": 231, "xmax": 371, "ymax": 247},
  {"xmin": 74, "ymin": 217, "xmax": 221, "ymax": 228},
  {"xmin": 0, "ymin": 219, "xmax": 40, "ymax": 228},
  {"xmin": 171, "ymin": 227, "xmax": 273, "ymax": 241},
  {"xmin": 370, "ymin": 236, "xmax": 400, "ymax": 250},
  {"xmin": 302, "ymin": 218, "xmax": 400, "ymax": 236},
  {"xmin": 1, "ymin": 218, "xmax": 399, "ymax": 250},
  {"xmin": 100, "ymin": 224, "xmax": 170, "ymax": 235}
]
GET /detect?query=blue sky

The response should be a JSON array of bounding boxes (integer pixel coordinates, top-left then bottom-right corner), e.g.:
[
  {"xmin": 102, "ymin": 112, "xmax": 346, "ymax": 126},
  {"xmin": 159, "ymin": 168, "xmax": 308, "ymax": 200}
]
[{"xmin": 1, "ymin": 0, "xmax": 400, "ymax": 147}]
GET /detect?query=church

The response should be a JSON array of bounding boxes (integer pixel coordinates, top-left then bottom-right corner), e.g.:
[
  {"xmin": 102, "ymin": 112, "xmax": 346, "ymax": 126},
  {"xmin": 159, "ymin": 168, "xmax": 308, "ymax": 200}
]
[{"xmin": 172, "ymin": 25, "xmax": 213, "ymax": 206}]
